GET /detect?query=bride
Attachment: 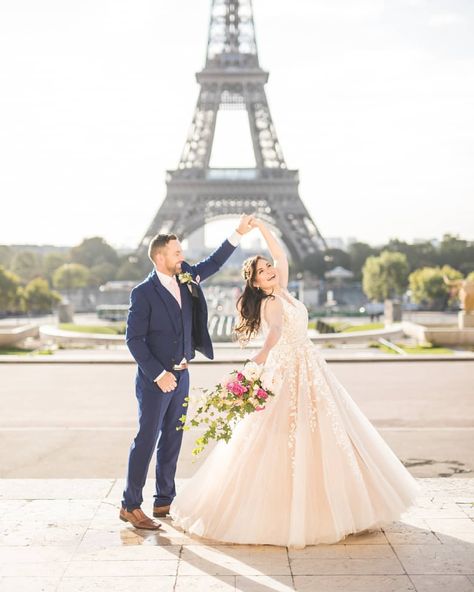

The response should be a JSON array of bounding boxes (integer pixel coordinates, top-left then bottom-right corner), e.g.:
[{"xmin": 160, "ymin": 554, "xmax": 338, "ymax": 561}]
[{"xmin": 170, "ymin": 218, "xmax": 418, "ymax": 548}]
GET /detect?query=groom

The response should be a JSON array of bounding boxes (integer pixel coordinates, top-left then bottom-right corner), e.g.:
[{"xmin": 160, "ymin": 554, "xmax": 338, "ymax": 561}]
[{"xmin": 120, "ymin": 215, "xmax": 254, "ymax": 529}]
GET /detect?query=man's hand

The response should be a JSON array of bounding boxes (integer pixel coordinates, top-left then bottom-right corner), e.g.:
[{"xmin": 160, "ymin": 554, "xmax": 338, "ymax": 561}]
[
  {"xmin": 236, "ymin": 214, "xmax": 255, "ymax": 235},
  {"xmin": 249, "ymin": 217, "xmax": 265, "ymax": 230},
  {"xmin": 156, "ymin": 371, "xmax": 177, "ymax": 393}
]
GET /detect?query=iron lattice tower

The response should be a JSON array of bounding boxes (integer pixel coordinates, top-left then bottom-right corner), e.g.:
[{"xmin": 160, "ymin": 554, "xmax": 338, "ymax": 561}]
[{"xmin": 141, "ymin": 0, "xmax": 326, "ymax": 263}]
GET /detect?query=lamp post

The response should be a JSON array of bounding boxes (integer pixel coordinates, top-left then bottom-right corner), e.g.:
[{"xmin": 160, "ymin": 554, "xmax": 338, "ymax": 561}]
[{"xmin": 296, "ymin": 272, "xmax": 304, "ymax": 303}]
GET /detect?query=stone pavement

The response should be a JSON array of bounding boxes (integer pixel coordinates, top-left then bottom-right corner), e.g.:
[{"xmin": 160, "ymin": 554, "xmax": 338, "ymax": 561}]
[
  {"xmin": 1, "ymin": 361, "xmax": 473, "ymax": 480},
  {"xmin": 1, "ymin": 478, "xmax": 473, "ymax": 592}
]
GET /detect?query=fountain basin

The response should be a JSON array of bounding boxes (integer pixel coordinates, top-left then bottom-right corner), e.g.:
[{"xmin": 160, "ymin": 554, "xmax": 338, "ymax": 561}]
[
  {"xmin": 402, "ymin": 321, "xmax": 474, "ymax": 346},
  {"xmin": 0, "ymin": 324, "xmax": 39, "ymax": 348}
]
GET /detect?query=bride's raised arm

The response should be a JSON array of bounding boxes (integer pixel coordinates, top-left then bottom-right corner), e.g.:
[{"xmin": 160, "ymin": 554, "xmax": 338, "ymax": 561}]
[{"xmin": 250, "ymin": 219, "xmax": 289, "ymax": 288}]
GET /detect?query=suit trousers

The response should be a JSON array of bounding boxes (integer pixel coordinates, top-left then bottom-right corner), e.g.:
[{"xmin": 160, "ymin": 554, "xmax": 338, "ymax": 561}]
[{"xmin": 122, "ymin": 369, "xmax": 190, "ymax": 510}]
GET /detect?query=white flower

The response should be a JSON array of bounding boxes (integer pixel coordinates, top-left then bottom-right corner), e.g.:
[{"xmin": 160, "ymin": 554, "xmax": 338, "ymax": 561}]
[
  {"xmin": 242, "ymin": 361, "xmax": 262, "ymax": 381},
  {"xmin": 178, "ymin": 272, "xmax": 194, "ymax": 285},
  {"xmin": 260, "ymin": 364, "xmax": 277, "ymax": 387},
  {"xmin": 220, "ymin": 372, "xmax": 234, "ymax": 386}
]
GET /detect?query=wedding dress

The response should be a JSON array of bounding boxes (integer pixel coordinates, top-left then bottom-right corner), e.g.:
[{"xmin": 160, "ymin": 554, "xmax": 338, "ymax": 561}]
[{"xmin": 170, "ymin": 290, "xmax": 418, "ymax": 547}]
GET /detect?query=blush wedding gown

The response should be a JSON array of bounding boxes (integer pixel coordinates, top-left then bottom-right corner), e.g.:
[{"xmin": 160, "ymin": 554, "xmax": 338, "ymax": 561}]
[{"xmin": 170, "ymin": 290, "xmax": 418, "ymax": 548}]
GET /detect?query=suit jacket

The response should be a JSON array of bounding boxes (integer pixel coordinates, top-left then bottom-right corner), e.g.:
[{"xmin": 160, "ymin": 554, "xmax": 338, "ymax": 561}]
[{"xmin": 126, "ymin": 238, "xmax": 236, "ymax": 392}]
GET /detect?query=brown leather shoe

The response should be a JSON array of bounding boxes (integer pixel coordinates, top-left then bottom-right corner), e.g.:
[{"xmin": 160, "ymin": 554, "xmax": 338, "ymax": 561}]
[
  {"xmin": 153, "ymin": 504, "xmax": 171, "ymax": 518},
  {"xmin": 119, "ymin": 507, "xmax": 161, "ymax": 530}
]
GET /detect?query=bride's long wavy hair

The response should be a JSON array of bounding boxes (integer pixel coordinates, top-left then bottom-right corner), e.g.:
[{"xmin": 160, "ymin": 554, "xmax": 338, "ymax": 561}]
[{"xmin": 234, "ymin": 255, "xmax": 274, "ymax": 345}]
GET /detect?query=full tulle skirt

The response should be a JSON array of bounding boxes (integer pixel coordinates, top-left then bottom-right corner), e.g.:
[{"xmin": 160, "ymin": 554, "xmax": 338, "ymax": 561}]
[{"xmin": 170, "ymin": 341, "xmax": 418, "ymax": 548}]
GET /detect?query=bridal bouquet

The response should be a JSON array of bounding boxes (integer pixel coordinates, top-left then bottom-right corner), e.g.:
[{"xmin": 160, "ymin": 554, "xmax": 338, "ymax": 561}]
[{"xmin": 178, "ymin": 361, "xmax": 275, "ymax": 456}]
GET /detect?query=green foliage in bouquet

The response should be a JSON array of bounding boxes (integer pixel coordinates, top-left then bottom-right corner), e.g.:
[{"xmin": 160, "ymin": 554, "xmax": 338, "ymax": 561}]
[{"xmin": 178, "ymin": 362, "xmax": 275, "ymax": 456}]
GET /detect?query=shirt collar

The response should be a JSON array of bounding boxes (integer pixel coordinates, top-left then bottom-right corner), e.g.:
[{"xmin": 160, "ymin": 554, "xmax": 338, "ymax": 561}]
[{"xmin": 156, "ymin": 269, "xmax": 175, "ymax": 287}]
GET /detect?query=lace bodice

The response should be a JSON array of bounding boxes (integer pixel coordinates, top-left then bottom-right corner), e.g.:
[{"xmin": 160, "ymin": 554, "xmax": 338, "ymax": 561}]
[{"xmin": 261, "ymin": 290, "xmax": 311, "ymax": 349}]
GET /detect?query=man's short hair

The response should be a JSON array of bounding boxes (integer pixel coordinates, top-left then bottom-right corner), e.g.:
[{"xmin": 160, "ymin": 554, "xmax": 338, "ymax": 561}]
[{"xmin": 148, "ymin": 233, "xmax": 178, "ymax": 262}]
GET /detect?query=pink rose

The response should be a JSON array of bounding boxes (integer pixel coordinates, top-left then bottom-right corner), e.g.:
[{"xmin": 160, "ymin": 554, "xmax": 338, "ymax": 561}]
[
  {"xmin": 226, "ymin": 381, "xmax": 246, "ymax": 397},
  {"xmin": 256, "ymin": 388, "xmax": 268, "ymax": 400},
  {"xmin": 236, "ymin": 372, "xmax": 245, "ymax": 382},
  {"xmin": 255, "ymin": 405, "xmax": 265, "ymax": 412}
]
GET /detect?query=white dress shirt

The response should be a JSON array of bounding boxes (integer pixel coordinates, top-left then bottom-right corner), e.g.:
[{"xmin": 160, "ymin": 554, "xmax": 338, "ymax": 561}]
[
  {"xmin": 227, "ymin": 230, "xmax": 242, "ymax": 247},
  {"xmin": 156, "ymin": 270, "xmax": 182, "ymax": 307}
]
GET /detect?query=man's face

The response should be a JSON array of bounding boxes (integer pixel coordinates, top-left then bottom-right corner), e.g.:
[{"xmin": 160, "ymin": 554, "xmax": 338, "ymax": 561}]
[{"xmin": 155, "ymin": 239, "xmax": 184, "ymax": 275}]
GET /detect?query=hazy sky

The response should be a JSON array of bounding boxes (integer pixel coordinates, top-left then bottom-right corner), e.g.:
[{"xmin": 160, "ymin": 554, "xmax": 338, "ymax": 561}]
[{"xmin": 1, "ymin": 0, "xmax": 473, "ymax": 249}]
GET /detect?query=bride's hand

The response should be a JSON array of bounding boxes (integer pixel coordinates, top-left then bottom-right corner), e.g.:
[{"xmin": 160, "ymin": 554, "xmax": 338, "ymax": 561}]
[
  {"xmin": 251, "ymin": 351, "xmax": 267, "ymax": 365},
  {"xmin": 249, "ymin": 217, "xmax": 265, "ymax": 230}
]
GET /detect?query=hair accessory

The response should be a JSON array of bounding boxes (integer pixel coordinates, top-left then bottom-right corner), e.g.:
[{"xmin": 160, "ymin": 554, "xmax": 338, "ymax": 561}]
[{"xmin": 243, "ymin": 261, "xmax": 253, "ymax": 281}]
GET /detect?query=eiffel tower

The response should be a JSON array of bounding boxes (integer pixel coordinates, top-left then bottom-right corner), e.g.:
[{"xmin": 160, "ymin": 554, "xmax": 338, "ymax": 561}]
[{"xmin": 140, "ymin": 0, "xmax": 326, "ymax": 264}]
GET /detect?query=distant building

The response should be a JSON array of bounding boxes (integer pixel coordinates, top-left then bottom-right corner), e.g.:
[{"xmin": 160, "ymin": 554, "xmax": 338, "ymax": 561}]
[
  {"xmin": 413, "ymin": 237, "xmax": 440, "ymax": 248},
  {"xmin": 325, "ymin": 237, "xmax": 346, "ymax": 250}
]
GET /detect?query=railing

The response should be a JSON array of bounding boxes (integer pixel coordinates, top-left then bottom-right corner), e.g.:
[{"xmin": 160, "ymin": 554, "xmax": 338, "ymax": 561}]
[
  {"xmin": 208, "ymin": 314, "xmax": 236, "ymax": 341},
  {"xmin": 168, "ymin": 168, "xmax": 298, "ymax": 182}
]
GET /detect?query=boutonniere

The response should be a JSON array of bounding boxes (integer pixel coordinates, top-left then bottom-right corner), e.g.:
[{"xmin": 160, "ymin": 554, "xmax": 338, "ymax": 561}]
[
  {"xmin": 178, "ymin": 272, "xmax": 194, "ymax": 285},
  {"xmin": 178, "ymin": 272, "xmax": 200, "ymax": 298}
]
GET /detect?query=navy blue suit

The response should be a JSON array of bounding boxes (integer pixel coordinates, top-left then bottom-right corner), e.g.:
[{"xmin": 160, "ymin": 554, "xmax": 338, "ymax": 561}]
[{"xmin": 122, "ymin": 239, "xmax": 237, "ymax": 510}]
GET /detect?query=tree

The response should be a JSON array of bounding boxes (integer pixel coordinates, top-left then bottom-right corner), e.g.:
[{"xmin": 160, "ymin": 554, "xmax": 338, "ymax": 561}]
[
  {"xmin": 384, "ymin": 238, "xmax": 438, "ymax": 271},
  {"xmin": 437, "ymin": 234, "xmax": 472, "ymax": 270},
  {"xmin": 410, "ymin": 241, "xmax": 439, "ymax": 269},
  {"xmin": 23, "ymin": 278, "xmax": 61, "ymax": 314},
  {"xmin": 0, "ymin": 266, "xmax": 22, "ymax": 313},
  {"xmin": 71, "ymin": 237, "xmax": 119, "ymax": 268},
  {"xmin": 53, "ymin": 263, "xmax": 90, "ymax": 293},
  {"xmin": 0, "ymin": 246, "xmax": 13, "ymax": 268},
  {"xmin": 408, "ymin": 265, "xmax": 463, "ymax": 309},
  {"xmin": 116, "ymin": 257, "xmax": 150, "ymax": 281},
  {"xmin": 42, "ymin": 253, "xmax": 68, "ymax": 283},
  {"xmin": 324, "ymin": 248, "xmax": 351, "ymax": 270},
  {"xmin": 348, "ymin": 242, "xmax": 378, "ymax": 280},
  {"xmin": 362, "ymin": 250, "xmax": 409, "ymax": 301},
  {"xmin": 89, "ymin": 262, "xmax": 117, "ymax": 287},
  {"xmin": 300, "ymin": 252, "xmax": 326, "ymax": 278},
  {"xmin": 11, "ymin": 250, "xmax": 40, "ymax": 282}
]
